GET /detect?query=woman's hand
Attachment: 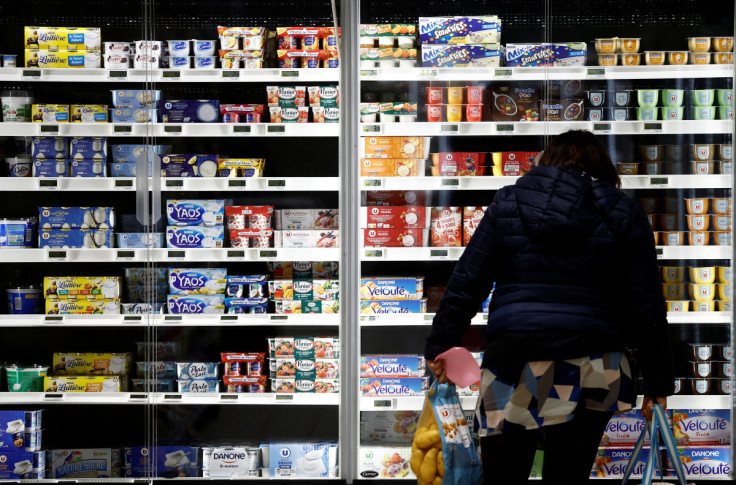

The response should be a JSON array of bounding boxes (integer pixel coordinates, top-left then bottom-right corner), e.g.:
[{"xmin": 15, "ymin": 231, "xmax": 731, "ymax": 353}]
[
  {"xmin": 641, "ymin": 395, "xmax": 667, "ymax": 420},
  {"xmin": 428, "ymin": 359, "xmax": 450, "ymax": 384}
]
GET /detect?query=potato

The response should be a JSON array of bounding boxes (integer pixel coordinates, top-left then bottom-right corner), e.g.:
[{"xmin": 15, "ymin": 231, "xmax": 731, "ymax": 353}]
[
  {"xmin": 410, "ymin": 448, "xmax": 424, "ymax": 476},
  {"xmin": 416, "ymin": 429, "xmax": 441, "ymax": 449},
  {"xmin": 420, "ymin": 448, "xmax": 438, "ymax": 483},
  {"xmin": 437, "ymin": 451, "xmax": 444, "ymax": 476},
  {"xmin": 432, "ymin": 476, "xmax": 443, "ymax": 485}
]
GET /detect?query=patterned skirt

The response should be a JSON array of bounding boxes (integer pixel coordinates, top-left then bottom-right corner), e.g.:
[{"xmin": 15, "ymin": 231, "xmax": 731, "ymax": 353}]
[{"xmin": 475, "ymin": 352, "xmax": 636, "ymax": 437}]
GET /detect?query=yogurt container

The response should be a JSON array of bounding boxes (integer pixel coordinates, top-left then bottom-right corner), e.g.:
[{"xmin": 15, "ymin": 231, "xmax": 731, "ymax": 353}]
[
  {"xmin": 6, "ymin": 288, "xmax": 42, "ymax": 314},
  {"xmin": 5, "ymin": 365, "xmax": 47, "ymax": 391},
  {"xmin": 0, "ymin": 220, "xmax": 34, "ymax": 248},
  {"xmin": 103, "ymin": 54, "xmax": 131, "ymax": 69},
  {"xmin": 668, "ymin": 51, "xmax": 689, "ymax": 65},
  {"xmin": 6, "ymin": 157, "xmax": 32, "ymax": 177},
  {"xmin": 2, "ymin": 55, "xmax": 17, "ymax": 67},
  {"xmin": 2, "ymin": 90, "xmax": 34, "ymax": 122},
  {"xmin": 168, "ymin": 56, "xmax": 191, "ymax": 69},
  {"xmin": 193, "ymin": 40, "xmax": 216, "ymax": 56},
  {"xmin": 167, "ymin": 40, "xmax": 190, "ymax": 56},
  {"xmin": 194, "ymin": 56, "xmax": 216, "ymax": 69},
  {"xmin": 104, "ymin": 42, "xmax": 133, "ymax": 54}
]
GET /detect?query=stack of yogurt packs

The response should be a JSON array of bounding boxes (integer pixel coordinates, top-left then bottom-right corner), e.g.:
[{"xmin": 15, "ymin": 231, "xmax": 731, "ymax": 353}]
[
  {"xmin": 166, "ymin": 199, "xmax": 227, "ymax": 249},
  {"xmin": 0, "ymin": 410, "xmax": 44, "ymax": 479}
]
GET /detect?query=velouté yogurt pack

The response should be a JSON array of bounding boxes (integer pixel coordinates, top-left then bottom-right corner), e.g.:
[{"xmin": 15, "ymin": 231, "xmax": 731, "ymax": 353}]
[
  {"xmin": 672, "ymin": 409, "xmax": 731, "ymax": 445},
  {"xmin": 169, "ymin": 268, "xmax": 226, "ymax": 295},
  {"xmin": 167, "ymin": 200, "xmax": 225, "ymax": 226}
]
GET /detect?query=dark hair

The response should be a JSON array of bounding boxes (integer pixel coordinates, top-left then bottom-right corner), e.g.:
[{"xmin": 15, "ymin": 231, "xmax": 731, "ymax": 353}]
[{"xmin": 537, "ymin": 130, "xmax": 620, "ymax": 188}]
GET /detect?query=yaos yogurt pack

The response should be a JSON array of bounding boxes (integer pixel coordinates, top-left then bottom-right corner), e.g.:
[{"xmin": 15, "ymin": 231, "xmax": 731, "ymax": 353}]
[
  {"xmin": 166, "ymin": 226, "xmax": 224, "ymax": 248},
  {"xmin": 167, "ymin": 294, "xmax": 225, "ymax": 314},
  {"xmin": 167, "ymin": 200, "xmax": 225, "ymax": 226},
  {"xmin": 169, "ymin": 268, "xmax": 227, "ymax": 295}
]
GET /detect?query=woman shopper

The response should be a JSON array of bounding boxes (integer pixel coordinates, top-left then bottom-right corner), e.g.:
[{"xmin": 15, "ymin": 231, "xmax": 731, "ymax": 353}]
[{"xmin": 425, "ymin": 130, "xmax": 674, "ymax": 484}]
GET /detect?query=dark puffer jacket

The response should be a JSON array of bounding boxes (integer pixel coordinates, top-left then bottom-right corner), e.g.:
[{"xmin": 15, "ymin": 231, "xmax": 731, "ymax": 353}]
[{"xmin": 425, "ymin": 165, "xmax": 675, "ymax": 397}]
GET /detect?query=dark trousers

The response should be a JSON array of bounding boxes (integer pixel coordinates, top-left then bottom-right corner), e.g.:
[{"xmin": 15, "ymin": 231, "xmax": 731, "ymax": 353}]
[{"xmin": 480, "ymin": 408, "xmax": 613, "ymax": 485}]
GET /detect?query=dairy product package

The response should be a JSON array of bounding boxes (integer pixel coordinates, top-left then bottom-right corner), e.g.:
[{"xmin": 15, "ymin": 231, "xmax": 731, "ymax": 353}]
[
  {"xmin": 111, "ymin": 90, "xmax": 162, "ymax": 109},
  {"xmin": 33, "ymin": 159, "xmax": 68, "ymax": 177},
  {"xmin": 25, "ymin": 27, "xmax": 101, "ymax": 51},
  {"xmin": 361, "ymin": 207, "xmax": 430, "ymax": 229},
  {"xmin": 135, "ymin": 361, "xmax": 176, "ymax": 379},
  {"xmin": 672, "ymin": 409, "xmax": 731, "ymax": 445},
  {"xmin": 108, "ymin": 162, "xmax": 150, "ymax": 177},
  {"xmin": 270, "ymin": 359, "xmax": 339, "ymax": 380},
  {"xmin": 225, "ymin": 298, "xmax": 269, "ymax": 313},
  {"xmin": 44, "ymin": 376, "xmax": 124, "ymax": 392},
  {"xmin": 111, "ymin": 144, "xmax": 170, "ymax": 163},
  {"xmin": 70, "ymin": 105, "xmax": 108, "ymax": 123},
  {"xmin": 176, "ymin": 362, "xmax": 220, "ymax": 380},
  {"xmin": 218, "ymin": 158, "xmax": 265, "ymax": 177},
  {"xmin": 25, "ymin": 50, "xmax": 100, "ymax": 68},
  {"xmin": 160, "ymin": 100, "xmax": 220, "ymax": 123},
  {"xmin": 226, "ymin": 275, "xmax": 267, "ymax": 298},
  {"xmin": 0, "ymin": 411, "xmax": 35, "ymax": 451},
  {"xmin": 266, "ymin": 86, "xmax": 307, "ymax": 107},
  {"xmin": 419, "ymin": 16, "xmax": 501, "ymax": 44},
  {"xmin": 360, "ymin": 300, "xmax": 427, "ymax": 314},
  {"xmin": 169, "ymin": 268, "xmax": 227, "ymax": 295},
  {"xmin": 178, "ymin": 379, "xmax": 219, "ymax": 393},
  {"xmin": 50, "ymin": 449, "xmax": 112, "ymax": 479},
  {"xmin": 116, "ymin": 233, "xmax": 164, "ymax": 248},
  {"xmin": 31, "ymin": 104, "xmax": 69, "ymax": 122},
  {"xmin": 69, "ymin": 159, "xmax": 106, "ymax": 177},
  {"xmin": 221, "ymin": 352, "xmax": 265, "ymax": 376},
  {"xmin": 202, "ymin": 447, "xmax": 262, "ymax": 478},
  {"xmin": 268, "ymin": 261, "xmax": 339, "ymax": 279},
  {"xmin": 268, "ymin": 442, "xmax": 336, "ymax": 477},
  {"xmin": 359, "ymin": 158, "xmax": 424, "ymax": 178},
  {"xmin": 166, "ymin": 226, "xmax": 224, "ymax": 248},
  {"xmin": 665, "ymin": 446, "xmax": 731, "ymax": 477},
  {"xmin": 125, "ymin": 447, "xmax": 200, "ymax": 478},
  {"xmin": 0, "ymin": 450, "xmax": 45, "ymax": 479},
  {"xmin": 130, "ymin": 379, "xmax": 176, "ymax": 392},
  {"xmin": 361, "ymin": 136, "xmax": 430, "ymax": 159},
  {"xmin": 125, "ymin": 267, "xmax": 167, "ymax": 286},
  {"xmin": 43, "ymin": 276, "xmax": 120, "ymax": 300},
  {"xmin": 23, "ymin": 427, "xmax": 42, "ymax": 452},
  {"xmin": 69, "ymin": 136, "xmax": 107, "ymax": 162},
  {"xmin": 121, "ymin": 303, "xmax": 164, "ymax": 314},
  {"xmin": 599, "ymin": 409, "xmax": 661, "ymax": 447},
  {"xmin": 490, "ymin": 86, "xmax": 541, "ymax": 122},
  {"xmin": 358, "ymin": 446, "xmax": 413, "ymax": 479},
  {"xmin": 161, "ymin": 155, "xmax": 221, "ymax": 178},
  {"xmin": 38, "ymin": 228, "xmax": 113, "ymax": 248},
  {"xmin": 359, "ymin": 377, "xmax": 430, "ymax": 396},
  {"xmin": 223, "ymin": 376, "xmax": 268, "ymax": 393},
  {"xmin": 268, "ymin": 337, "xmax": 340, "ymax": 359},
  {"xmin": 541, "ymin": 98, "xmax": 585, "ymax": 121},
  {"xmin": 274, "ymin": 230, "xmax": 338, "ymax": 248},
  {"xmin": 126, "ymin": 283, "xmax": 168, "ymax": 304},
  {"xmin": 51, "ymin": 352, "xmax": 132, "ymax": 375},
  {"xmin": 359, "ymin": 355, "xmax": 425, "ymax": 377},
  {"xmin": 360, "ymin": 411, "xmax": 420, "ymax": 443},
  {"xmin": 421, "ymin": 44, "xmax": 503, "ymax": 68},
  {"xmin": 505, "ymin": 43, "xmax": 587, "ymax": 67},
  {"xmin": 363, "ymin": 228, "xmax": 429, "ymax": 247},
  {"xmin": 167, "ymin": 294, "xmax": 225, "ymax": 314},
  {"xmin": 31, "ymin": 137, "xmax": 68, "ymax": 160},
  {"xmin": 268, "ymin": 279, "xmax": 339, "ymax": 301},
  {"xmin": 39, "ymin": 206, "xmax": 114, "ymax": 230},
  {"xmin": 46, "ymin": 298, "xmax": 120, "ymax": 314},
  {"xmin": 307, "ymin": 86, "xmax": 339, "ymax": 107},
  {"xmin": 109, "ymin": 108, "xmax": 158, "ymax": 123},
  {"xmin": 360, "ymin": 277, "xmax": 424, "ymax": 300},
  {"xmin": 463, "ymin": 207, "xmax": 487, "ymax": 244},
  {"xmin": 225, "ymin": 206, "xmax": 273, "ymax": 230},
  {"xmin": 431, "ymin": 206, "xmax": 463, "ymax": 247},
  {"xmin": 0, "ymin": 220, "xmax": 34, "ymax": 249},
  {"xmin": 274, "ymin": 209, "xmax": 339, "ymax": 230},
  {"xmin": 273, "ymin": 300, "xmax": 339, "ymax": 314},
  {"xmin": 591, "ymin": 447, "xmax": 658, "ymax": 478}
]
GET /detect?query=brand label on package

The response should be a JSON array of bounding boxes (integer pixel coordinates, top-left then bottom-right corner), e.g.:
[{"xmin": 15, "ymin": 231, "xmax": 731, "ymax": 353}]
[
  {"xmin": 46, "ymin": 299, "xmax": 120, "ymax": 314},
  {"xmin": 50, "ymin": 449, "xmax": 112, "ymax": 479},
  {"xmin": 51, "ymin": 352, "xmax": 131, "ymax": 375},
  {"xmin": 673, "ymin": 409, "xmax": 731, "ymax": 445},
  {"xmin": 169, "ymin": 268, "xmax": 227, "ymax": 295},
  {"xmin": 167, "ymin": 200, "xmax": 225, "ymax": 226},
  {"xmin": 167, "ymin": 294, "xmax": 225, "ymax": 314},
  {"xmin": 359, "ymin": 356, "xmax": 425, "ymax": 377},
  {"xmin": 360, "ymin": 300, "xmax": 428, "ymax": 313},
  {"xmin": 591, "ymin": 447, "xmax": 656, "ymax": 478},
  {"xmin": 419, "ymin": 16, "xmax": 501, "ymax": 44},
  {"xmin": 43, "ymin": 376, "xmax": 122, "ymax": 392},
  {"xmin": 671, "ymin": 446, "xmax": 731, "ymax": 477},
  {"xmin": 44, "ymin": 276, "xmax": 120, "ymax": 300},
  {"xmin": 166, "ymin": 226, "xmax": 224, "ymax": 248},
  {"xmin": 360, "ymin": 278, "xmax": 420, "ymax": 300},
  {"xmin": 359, "ymin": 377, "xmax": 429, "ymax": 396},
  {"xmin": 421, "ymin": 44, "xmax": 502, "ymax": 68}
]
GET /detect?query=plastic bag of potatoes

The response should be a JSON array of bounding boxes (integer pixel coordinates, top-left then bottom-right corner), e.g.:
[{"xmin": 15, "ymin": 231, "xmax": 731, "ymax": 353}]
[{"xmin": 410, "ymin": 381, "xmax": 482, "ymax": 484}]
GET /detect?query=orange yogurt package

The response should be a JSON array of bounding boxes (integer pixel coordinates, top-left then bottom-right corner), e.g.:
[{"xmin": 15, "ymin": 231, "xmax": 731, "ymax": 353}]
[
  {"xmin": 431, "ymin": 207, "xmax": 462, "ymax": 247},
  {"xmin": 364, "ymin": 228, "xmax": 429, "ymax": 247},
  {"xmin": 463, "ymin": 206, "xmax": 487, "ymax": 245},
  {"xmin": 361, "ymin": 136, "xmax": 430, "ymax": 159},
  {"xmin": 360, "ymin": 158, "xmax": 423, "ymax": 177}
]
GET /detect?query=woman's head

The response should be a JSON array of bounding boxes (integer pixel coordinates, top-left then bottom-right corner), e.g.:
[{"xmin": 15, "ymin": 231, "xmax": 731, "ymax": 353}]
[{"xmin": 536, "ymin": 130, "xmax": 620, "ymax": 187}]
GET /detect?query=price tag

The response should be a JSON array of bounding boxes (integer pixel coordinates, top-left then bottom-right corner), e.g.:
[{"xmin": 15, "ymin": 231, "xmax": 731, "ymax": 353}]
[
  {"xmin": 116, "ymin": 250, "xmax": 136, "ymax": 260},
  {"xmin": 128, "ymin": 394, "xmax": 147, "ymax": 401},
  {"xmin": 167, "ymin": 250, "xmax": 186, "ymax": 260},
  {"xmin": 418, "ymin": 69, "xmax": 438, "ymax": 78},
  {"xmin": 107, "ymin": 70, "xmax": 128, "ymax": 80},
  {"xmin": 123, "ymin": 315, "xmax": 143, "ymax": 322},
  {"xmin": 269, "ymin": 315, "xmax": 288, "ymax": 321},
  {"xmin": 114, "ymin": 125, "xmax": 133, "ymax": 135},
  {"xmin": 164, "ymin": 315, "xmax": 183, "ymax": 322},
  {"xmin": 587, "ymin": 68, "xmax": 606, "ymax": 77},
  {"xmin": 644, "ymin": 122, "xmax": 663, "ymax": 133},
  {"xmin": 268, "ymin": 179, "xmax": 286, "ymax": 190},
  {"xmin": 361, "ymin": 69, "xmax": 378, "ymax": 77},
  {"xmin": 44, "ymin": 316, "xmax": 63, "ymax": 324},
  {"xmin": 220, "ymin": 315, "xmax": 238, "ymax": 322},
  {"xmin": 164, "ymin": 125, "xmax": 183, "ymax": 135},
  {"xmin": 233, "ymin": 125, "xmax": 251, "ymax": 135},
  {"xmin": 441, "ymin": 178, "xmax": 460, "ymax": 189},
  {"xmin": 221, "ymin": 71, "xmax": 240, "ymax": 80},
  {"xmin": 363, "ymin": 124, "xmax": 381, "ymax": 134},
  {"xmin": 373, "ymin": 399, "xmax": 393, "ymax": 408},
  {"xmin": 48, "ymin": 250, "xmax": 67, "ymax": 261},
  {"xmin": 162, "ymin": 71, "xmax": 181, "ymax": 79},
  {"xmin": 163, "ymin": 394, "xmax": 183, "ymax": 400},
  {"xmin": 275, "ymin": 394, "xmax": 294, "ymax": 402},
  {"xmin": 227, "ymin": 250, "xmax": 245, "ymax": 259},
  {"xmin": 165, "ymin": 180, "xmax": 184, "ymax": 190},
  {"xmin": 650, "ymin": 177, "xmax": 669, "ymax": 186},
  {"xmin": 593, "ymin": 123, "xmax": 612, "ymax": 133},
  {"xmin": 363, "ymin": 178, "xmax": 383, "ymax": 188},
  {"xmin": 40, "ymin": 125, "xmax": 60, "ymax": 134},
  {"xmin": 258, "ymin": 250, "xmax": 279, "ymax": 260},
  {"xmin": 43, "ymin": 393, "xmax": 64, "ymax": 401},
  {"xmin": 267, "ymin": 125, "xmax": 286, "ymax": 135},
  {"xmin": 281, "ymin": 70, "xmax": 300, "ymax": 78},
  {"xmin": 494, "ymin": 69, "xmax": 512, "ymax": 77},
  {"xmin": 115, "ymin": 179, "xmax": 134, "ymax": 190},
  {"xmin": 441, "ymin": 124, "xmax": 459, "ymax": 133},
  {"xmin": 360, "ymin": 315, "xmax": 377, "ymax": 323},
  {"xmin": 482, "ymin": 314, "xmax": 488, "ymax": 321},
  {"xmin": 364, "ymin": 248, "xmax": 385, "ymax": 259},
  {"xmin": 430, "ymin": 249, "xmax": 449, "ymax": 260},
  {"xmin": 22, "ymin": 70, "xmax": 42, "ymax": 80},
  {"xmin": 496, "ymin": 124, "xmax": 515, "ymax": 133},
  {"xmin": 228, "ymin": 179, "xmax": 247, "ymax": 188},
  {"xmin": 38, "ymin": 179, "xmax": 59, "ymax": 190},
  {"xmin": 656, "ymin": 248, "xmax": 664, "ymax": 259},
  {"xmin": 220, "ymin": 394, "xmax": 239, "ymax": 401}
]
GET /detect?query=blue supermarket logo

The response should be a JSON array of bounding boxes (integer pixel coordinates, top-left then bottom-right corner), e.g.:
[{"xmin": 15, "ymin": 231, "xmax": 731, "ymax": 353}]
[
  {"xmin": 279, "ymin": 448, "xmax": 291, "ymax": 458},
  {"xmin": 165, "ymin": 102, "xmax": 173, "ymax": 109}
]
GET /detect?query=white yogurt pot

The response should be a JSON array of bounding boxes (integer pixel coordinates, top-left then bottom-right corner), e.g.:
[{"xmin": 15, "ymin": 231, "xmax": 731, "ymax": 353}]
[
  {"xmin": 192, "ymin": 40, "xmax": 216, "ymax": 56},
  {"xmin": 194, "ymin": 56, "xmax": 216, "ymax": 69},
  {"xmin": 167, "ymin": 40, "xmax": 191, "ymax": 56},
  {"xmin": 104, "ymin": 54, "xmax": 131, "ymax": 69},
  {"xmin": 168, "ymin": 56, "xmax": 191, "ymax": 69}
]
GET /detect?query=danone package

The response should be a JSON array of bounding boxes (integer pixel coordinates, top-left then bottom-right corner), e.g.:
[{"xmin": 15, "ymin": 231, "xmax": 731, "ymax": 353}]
[
  {"xmin": 49, "ymin": 449, "xmax": 113, "ymax": 479},
  {"xmin": 410, "ymin": 382, "xmax": 482, "ymax": 484},
  {"xmin": 591, "ymin": 447, "xmax": 658, "ymax": 478},
  {"xmin": 360, "ymin": 300, "xmax": 428, "ymax": 313},
  {"xmin": 672, "ymin": 409, "xmax": 731, "ymax": 445},
  {"xmin": 360, "ymin": 277, "xmax": 424, "ymax": 300}
]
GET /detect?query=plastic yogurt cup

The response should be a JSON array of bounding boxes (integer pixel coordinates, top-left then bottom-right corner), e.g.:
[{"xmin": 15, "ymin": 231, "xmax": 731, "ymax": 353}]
[
  {"xmin": 194, "ymin": 56, "xmax": 216, "ymax": 69},
  {"xmin": 193, "ymin": 40, "xmax": 216, "ymax": 56},
  {"xmin": 168, "ymin": 56, "xmax": 191, "ymax": 69},
  {"xmin": 2, "ymin": 54, "xmax": 17, "ymax": 67},
  {"xmin": 168, "ymin": 40, "xmax": 190, "ymax": 56}
]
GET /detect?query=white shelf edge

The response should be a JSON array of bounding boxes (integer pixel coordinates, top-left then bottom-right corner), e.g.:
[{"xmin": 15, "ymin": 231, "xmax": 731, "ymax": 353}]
[
  {"xmin": 0, "ymin": 314, "xmax": 340, "ymax": 327},
  {"xmin": 0, "ymin": 392, "xmax": 339, "ymax": 405},
  {"xmin": 359, "ymin": 313, "xmax": 730, "ymax": 326}
]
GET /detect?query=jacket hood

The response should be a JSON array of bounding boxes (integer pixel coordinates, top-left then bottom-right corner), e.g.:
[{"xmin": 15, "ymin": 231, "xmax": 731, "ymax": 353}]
[{"xmin": 514, "ymin": 165, "xmax": 604, "ymax": 245}]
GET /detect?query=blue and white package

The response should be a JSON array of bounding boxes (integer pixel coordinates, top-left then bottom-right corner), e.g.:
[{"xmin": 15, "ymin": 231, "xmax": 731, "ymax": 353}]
[
  {"xmin": 225, "ymin": 297, "xmax": 268, "ymax": 314},
  {"xmin": 125, "ymin": 446, "xmax": 199, "ymax": 478},
  {"xmin": 33, "ymin": 159, "xmax": 68, "ymax": 177},
  {"xmin": 176, "ymin": 362, "xmax": 220, "ymax": 380},
  {"xmin": 116, "ymin": 233, "xmax": 164, "ymax": 248},
  {"xmin": 0, "ymin": 411, "xmax": 29, "ymax": 450},
  {"xmin": 167, "ymin": 200, "xmax": 225, "ymax": 226},
  {"xmin": 166, "ymin": 226, "xmax": 224, "ymax": 248},
  {"xmin": 672, "ymin": 409, "xmax": 731, "ymax": 446},
  {"xmin": 591, "ymin": 447, "xmax": 658, "ymax": 478},
  {"xmin": 421, "ymin": 44, "xmax": 503, "ymax": 68},
  {"xmin": 0, "ymin": 219, "xmax": 34, "ymax": 248},
  {"xmin": 226, "ymin": 275, "xmax": 267, "ymax": 298},
  {"xmin": 110, "ymin": 108, "xmax": 158, "ymax": 123},
  {"xmin": 121, "ymin": 303, "xmax": 164, "ymax": 314},
  {"xmin": 161, "ymin": 154, "xmax": 220, "ymax": 177},
  {"xmin": 70, "ymin": 159, "xmax": 106, "ymax": 177},
  {"xmin": 0, "ymin": 451, "xmax": 46, "ymax": 479},
  {"xmin": 169, "ymin": 268, "xmax": 227, "ymax": 295},
  {"xmin": 50, "ymin": 449, "xmax": 112, "ymax": 479},
  {"xmin": 419, "ymin": 16, "xmax": 501, "ymax": 44},
  {"xmin": 167, "ymin": 294, "xmax": 225, "ymax": 314},
  {"xmin": 70, "ymin": 137, "xmax": 107, "ymax": 161},
  {"xmin": 178, "ymin": 379, "xmax": 219, "ymax": 393},
  {"xmin": 31, "ymin": 137, "xmax": 68, "ymax": 160},
  {"xmin": 269, "ymin": 442, "xmax": 336, "ymax": 478},
  {"xmin": 39, "ymin": 207, "xmax": 114, "ymax": 230},
  {"xmin": 39, "ymin": 229, "xmax": 114, "ymax": 248},
  {"xmin": 111, "ymin": 90, "xmax": 162, "ymax": 108},
  {"xmin": 111, "ymin": 144, "xmax": 170, "ymax": 163},
  {"xmin": 505, "ymin": 43, "xmax": 587, "ymax": 67},
  {"xmin": 160, "ymin": 100, "xmax": 220, "ymax": 123},
  {"xmin": 135, "ymin": 361, "xmax": 176, "ymax": 379}
]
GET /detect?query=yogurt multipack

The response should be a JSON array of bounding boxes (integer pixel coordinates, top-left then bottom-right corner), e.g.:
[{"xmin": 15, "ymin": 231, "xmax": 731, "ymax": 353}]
[
  {"xmin": 358, "ymin": 446, "xmax": 413, "ymax": 479},
  {"xmin": 70, "ymin": 137, "xmax": 107, "ymax": 161},
  {"xmin": 167, "ymin": 200, "xmax": 225, "ymax": 226},
  {"xmin": 202, "ymin": 447, "xmax": 261, "ymax": 478},
  {"xmin": 49, "ymin": 449, "xmax": 113, "ymax": 479},
  {"xmin": 46, "ymin": 298, "xmax": 120, "ymax": 314},
  {"xmin": 167, "ymin": 294, "xmax": 225, "ymax": 314},
  {"xmin": 268, "ymin": 442, "xmax": 337, "ymax": 478},
  {"xmin": 359, "ymin": 355, "xmax": 426, "ymax": 378},
  {"xmin": 666, "ymin": 446, "xmax": 731, "ymax": 477},
  {"xmin": 51, "ymin": 352, "xmax": 132, "ymax": 375},
  {"xmin": 359, "ymin": 377, "xmax": 430, "ymax": 396},
  {"xmin": 44, "ymin": 276, "xmax": 121, "ymax": 300},
  {"xmin": 178, "ymin": 379, "xmax": 219, "ymax": 393},
  {"xmin": 176, "ymin": 362, "xmax": 219, "ymax": 380},
  {"xmin": 672, "ymin": 409, "xmax": 731, "ymax": 445},
  {"xmin": 169, "ymin": 268, "xmax": 227, "ymax": 295},
  {"xmin": 360, "ymin": 278, "xmax": 424, "ymax": 300},
  {"xmin": 418, "ymin": 16, "xmax": 502, "ymax": 44},
  {"xmin": 111, "ymin": 90, "xmax": 162, "ymax": 109},
  {"xmin": 161, "ymin": 154, "xmax": 220, "ymax": 177},
  {"xmin": 44, "ymin": 376, "xmax": 124, "ymax": 392},
  {"xmin": 166, "ymin": 226, "xmax": 224, "ymax": 248},
  {"xmin": 360, "ymin": 411, "xmax": 419, "ymax": 443},
  {"xmin": 124, "ymin": 446, "xmax": 200, "ymax": 478},
  {"xmin": 359, "ymin": 300, "xmax": 428, "ymax": 313},
  {"xmin": 39, "ymin": 207, "xmax": 114, "ymax": 230},
  {"xmin": 39, "ymin": 229, "xmax": 114, "ymax": 249},
  {"xmin": 0, "ymin": 411, "xmax": 41, "ymax": 451},
  {"xmin": 0, "ymin": 451, "xmax": 45, "ymax": 479},
  {"xmin": 591, "ymin": 447, "xmax": 658, "ymax": 478},
  {"xmin": 24, "ymin": 27, "xmax": 101, "ymax": 51},
  {"xmin": 135, "ymin": 361, "xmax": 176, "ymax": 379}
]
